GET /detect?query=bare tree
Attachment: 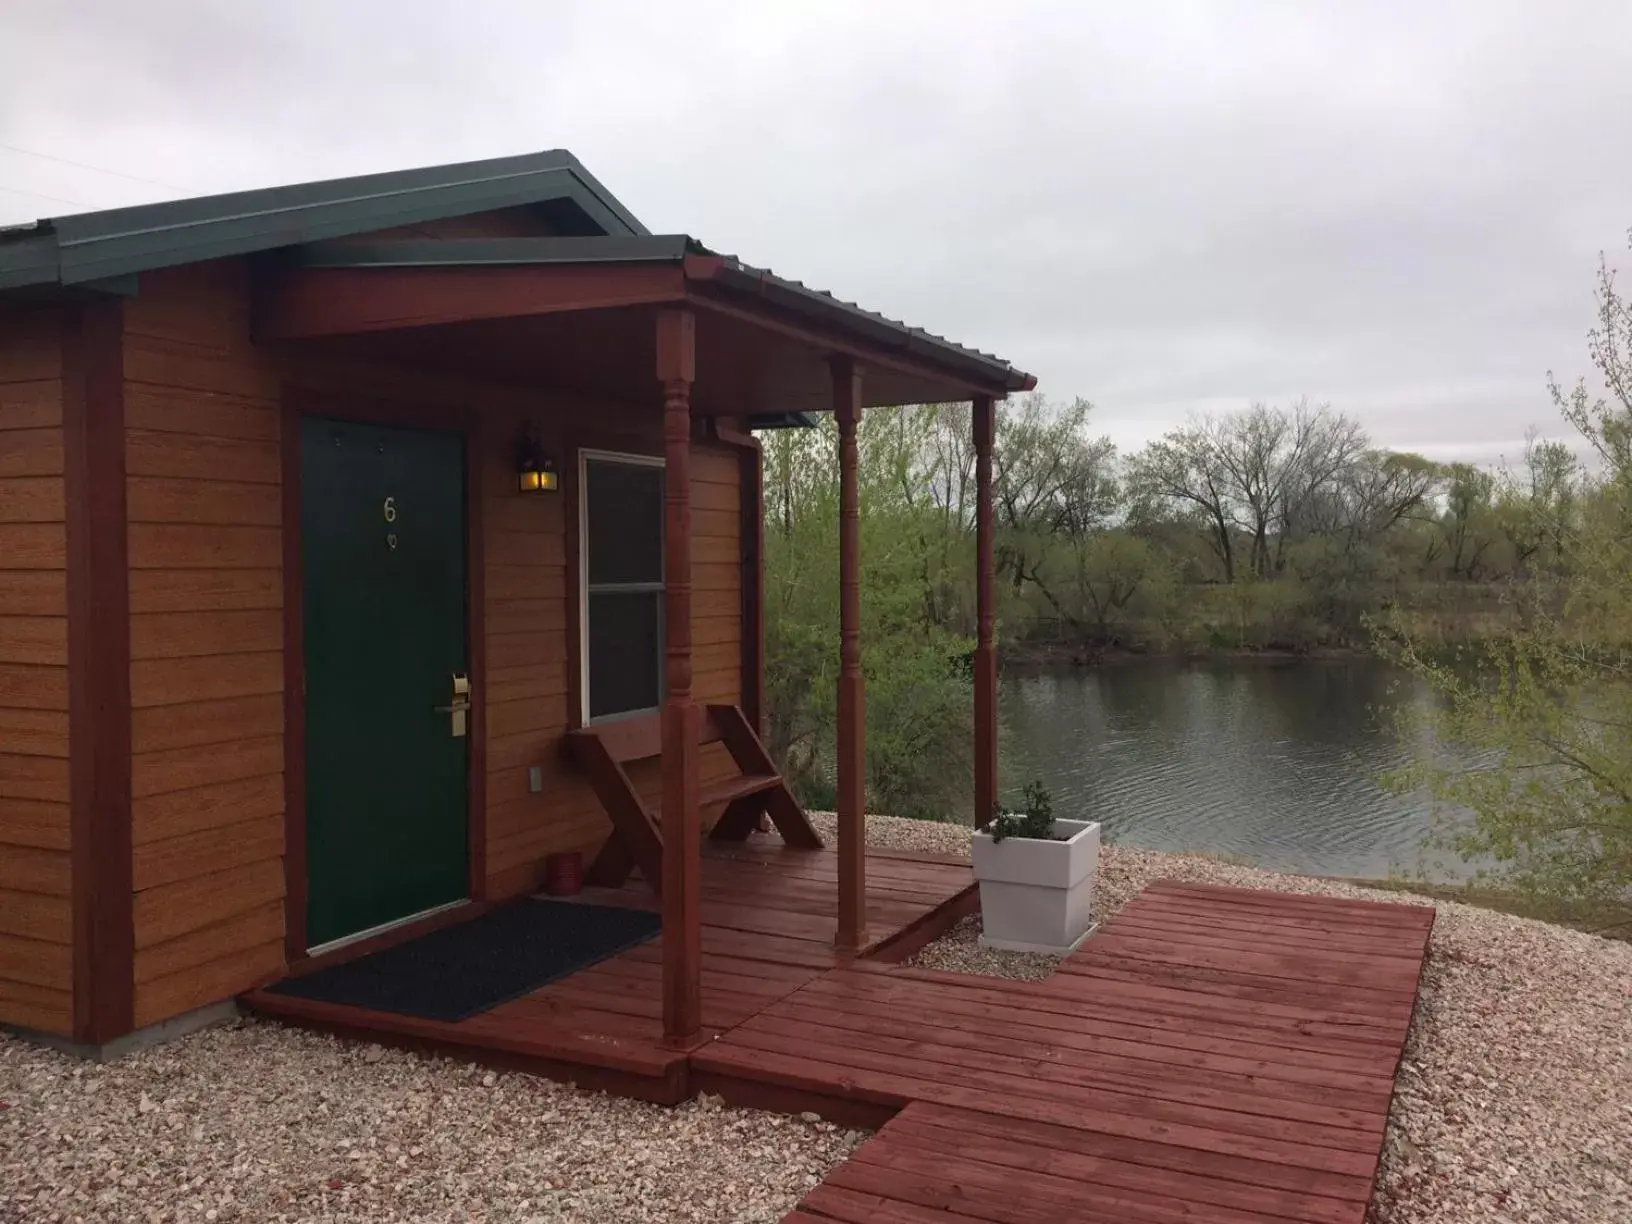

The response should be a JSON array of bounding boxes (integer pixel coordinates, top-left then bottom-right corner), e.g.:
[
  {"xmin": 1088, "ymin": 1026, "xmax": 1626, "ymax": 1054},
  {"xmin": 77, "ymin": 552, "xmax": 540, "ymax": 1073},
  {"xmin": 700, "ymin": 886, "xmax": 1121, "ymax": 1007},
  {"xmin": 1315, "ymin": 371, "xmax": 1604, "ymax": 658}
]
[
  {"xmin": 992, "ymin": 395, "xmax": 1119, "ymax": 592},
  {"xmin": 1211, "ymin": 404, "xmax": 1286, "ymax": 579},
  {"xmin": 1127, "ymin": 420, "xmax": 1238, "ymax": 581},
  {"xmin": 1129, "ymin": 400, "xmax": 1367, "ymax": 581},
  {"xmin": 1301, "ymin": 449, "xmax": 1440, "ymax": 550},
  {"xmin": 1272, "ymin": 403, "xmax": 1369, "ymax": 569}
]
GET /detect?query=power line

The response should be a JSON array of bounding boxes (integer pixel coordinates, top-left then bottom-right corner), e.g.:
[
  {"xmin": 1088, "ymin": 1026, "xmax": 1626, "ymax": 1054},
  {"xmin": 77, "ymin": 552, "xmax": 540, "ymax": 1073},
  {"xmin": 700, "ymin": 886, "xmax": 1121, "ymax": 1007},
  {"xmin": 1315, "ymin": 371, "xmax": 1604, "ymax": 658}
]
[
  {"xmin": 0, "ymin": 140, "xmax": 181, "ymax": 192},
  {"xmin": 0, "ymin": 183, "xmax": 94, "ymax": 210}
]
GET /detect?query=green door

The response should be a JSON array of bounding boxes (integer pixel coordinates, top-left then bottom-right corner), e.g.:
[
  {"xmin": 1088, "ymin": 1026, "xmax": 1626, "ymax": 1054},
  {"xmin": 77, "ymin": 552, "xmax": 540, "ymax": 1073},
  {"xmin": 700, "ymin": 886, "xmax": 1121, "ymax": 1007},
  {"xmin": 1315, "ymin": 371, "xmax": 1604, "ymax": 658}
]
[{"xmin": 301, "ymin": 417, "xmax": 469, "ymax": 949}]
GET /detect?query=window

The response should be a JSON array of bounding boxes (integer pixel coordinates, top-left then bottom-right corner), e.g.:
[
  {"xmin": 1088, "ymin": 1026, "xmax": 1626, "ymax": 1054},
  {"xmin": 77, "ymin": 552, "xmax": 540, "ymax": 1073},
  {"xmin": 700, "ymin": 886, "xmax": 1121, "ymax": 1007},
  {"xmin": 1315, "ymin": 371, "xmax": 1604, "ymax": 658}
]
[{"xmin": 581, "ymin": 451, "xmax": 665, "ymax": 721}]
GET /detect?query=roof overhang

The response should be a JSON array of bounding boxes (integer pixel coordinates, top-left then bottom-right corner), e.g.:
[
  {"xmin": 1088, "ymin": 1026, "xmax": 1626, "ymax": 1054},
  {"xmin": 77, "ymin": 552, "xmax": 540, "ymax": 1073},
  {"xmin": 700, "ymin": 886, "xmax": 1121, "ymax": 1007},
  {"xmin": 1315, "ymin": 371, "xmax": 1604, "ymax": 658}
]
[
  {"xmin": 745, "ymin": 412, "xmax": 819, "ymax": 430},
  {"xmin": 260, "ymin": 235, "xmax": 1035, "ymax": 405}
]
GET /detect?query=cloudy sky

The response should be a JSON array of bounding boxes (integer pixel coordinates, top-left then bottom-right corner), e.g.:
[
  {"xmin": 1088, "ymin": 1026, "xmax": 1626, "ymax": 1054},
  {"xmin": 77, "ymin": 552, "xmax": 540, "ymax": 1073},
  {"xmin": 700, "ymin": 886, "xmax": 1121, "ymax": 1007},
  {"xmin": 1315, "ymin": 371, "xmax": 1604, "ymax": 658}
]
[{"xmin": 3, "ymin": 2, "xmax": 1629, "ymax": 463}]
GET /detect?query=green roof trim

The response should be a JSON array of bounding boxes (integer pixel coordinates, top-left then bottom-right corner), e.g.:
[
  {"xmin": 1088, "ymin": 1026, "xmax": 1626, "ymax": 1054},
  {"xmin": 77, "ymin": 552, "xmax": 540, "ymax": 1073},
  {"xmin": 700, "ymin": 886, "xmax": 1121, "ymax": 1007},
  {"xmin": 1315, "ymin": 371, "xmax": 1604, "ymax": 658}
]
[
  {"xmin": 0, "ymin": 232, "xmax": 61, "ymax": 293},
  {"xmin": 290, "ymin": 235, "xmax": 699, "ymax": 268},
  {"xmin": 0, "ymin": 150, "xmax": 647, "ymax": 291}
]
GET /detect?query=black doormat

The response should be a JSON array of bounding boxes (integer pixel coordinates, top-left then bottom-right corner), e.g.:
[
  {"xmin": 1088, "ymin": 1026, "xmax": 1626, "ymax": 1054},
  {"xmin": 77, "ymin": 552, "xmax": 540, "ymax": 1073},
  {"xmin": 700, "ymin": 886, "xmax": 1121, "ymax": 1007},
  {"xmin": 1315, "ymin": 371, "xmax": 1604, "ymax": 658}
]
[{"xmin": 266, "ymin": 899, "xmax": 661, "ymax": 1023}]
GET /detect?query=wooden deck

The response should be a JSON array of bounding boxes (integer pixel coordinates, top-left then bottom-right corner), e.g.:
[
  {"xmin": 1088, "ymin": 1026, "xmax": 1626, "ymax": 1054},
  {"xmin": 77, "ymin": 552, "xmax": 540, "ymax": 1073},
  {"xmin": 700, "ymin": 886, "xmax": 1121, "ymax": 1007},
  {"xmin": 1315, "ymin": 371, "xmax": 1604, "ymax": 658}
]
[
  {"xmin": 247, "ymin": 855, "xmax": 1434, "ymax": 1223},
  {"xmin": 246, "ymin": 838, "xmax": 978, "ymax": 1102},
  {"xmin": 699, "ymin": 879, "xmax": 1435, "ymax": 1224}
]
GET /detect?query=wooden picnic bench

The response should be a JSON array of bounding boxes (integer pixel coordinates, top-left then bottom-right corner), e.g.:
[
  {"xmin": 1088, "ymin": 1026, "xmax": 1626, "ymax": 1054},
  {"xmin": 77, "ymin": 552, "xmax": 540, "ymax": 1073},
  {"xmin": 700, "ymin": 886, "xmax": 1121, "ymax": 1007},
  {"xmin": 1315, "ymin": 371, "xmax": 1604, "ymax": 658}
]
[{"xmin": 566, "ymin": 703, "xmax": 823, "ymax": 893}]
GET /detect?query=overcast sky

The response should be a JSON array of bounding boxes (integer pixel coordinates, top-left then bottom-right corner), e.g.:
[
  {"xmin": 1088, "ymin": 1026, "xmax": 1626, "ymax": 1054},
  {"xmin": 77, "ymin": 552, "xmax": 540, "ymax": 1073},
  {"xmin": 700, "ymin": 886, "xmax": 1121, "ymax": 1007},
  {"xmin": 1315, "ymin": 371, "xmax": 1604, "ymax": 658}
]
[{"xmin": 3, "ymin": 2, "xmax": 1629, "ymax": 463}]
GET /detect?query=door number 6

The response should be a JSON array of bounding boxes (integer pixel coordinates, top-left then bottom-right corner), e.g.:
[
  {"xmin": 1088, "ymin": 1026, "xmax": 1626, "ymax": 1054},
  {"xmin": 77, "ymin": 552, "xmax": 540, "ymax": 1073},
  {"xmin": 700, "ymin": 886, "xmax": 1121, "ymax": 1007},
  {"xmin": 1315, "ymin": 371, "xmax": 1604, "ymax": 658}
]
[{"xmin": 383, "ymin": 496, "xmax": 397, "ymax": 523}]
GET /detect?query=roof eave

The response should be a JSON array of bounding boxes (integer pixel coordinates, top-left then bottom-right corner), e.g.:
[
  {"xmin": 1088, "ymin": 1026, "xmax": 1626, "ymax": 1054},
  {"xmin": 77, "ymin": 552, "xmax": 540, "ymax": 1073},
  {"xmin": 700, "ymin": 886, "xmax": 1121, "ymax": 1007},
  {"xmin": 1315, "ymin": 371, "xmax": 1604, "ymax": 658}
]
[
  {"xmin": 288, "ymin": 234, "xmax": 695, "ymax": 269},
  {"xmin": 0, "ymin": 233, "xmax": 60, "ymax": 293},
  {"xmin": 697, "ymin": 259, "xmax": 1034, "ymax": 397},
  {"xmin": 283, "ymin": 235, "xmax": 1038, "ymax": 395}
]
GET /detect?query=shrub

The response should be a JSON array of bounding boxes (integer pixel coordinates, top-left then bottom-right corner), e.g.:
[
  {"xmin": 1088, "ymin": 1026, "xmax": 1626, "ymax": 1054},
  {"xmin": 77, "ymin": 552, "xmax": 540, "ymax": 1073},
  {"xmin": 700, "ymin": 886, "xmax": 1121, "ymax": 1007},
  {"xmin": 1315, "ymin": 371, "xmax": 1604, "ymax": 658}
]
[{"xmin": 988, "ymin": 780, "xmax": 1055, "ymax": 842}]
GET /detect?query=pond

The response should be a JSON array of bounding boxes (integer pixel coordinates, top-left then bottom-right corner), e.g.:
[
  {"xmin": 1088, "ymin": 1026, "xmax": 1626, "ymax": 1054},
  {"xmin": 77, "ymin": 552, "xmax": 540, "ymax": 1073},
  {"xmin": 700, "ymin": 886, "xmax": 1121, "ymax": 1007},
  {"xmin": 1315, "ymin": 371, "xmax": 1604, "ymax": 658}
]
[{"xmin": 999, "ymin": 658, "xmax": 1468, "ymax": 881}]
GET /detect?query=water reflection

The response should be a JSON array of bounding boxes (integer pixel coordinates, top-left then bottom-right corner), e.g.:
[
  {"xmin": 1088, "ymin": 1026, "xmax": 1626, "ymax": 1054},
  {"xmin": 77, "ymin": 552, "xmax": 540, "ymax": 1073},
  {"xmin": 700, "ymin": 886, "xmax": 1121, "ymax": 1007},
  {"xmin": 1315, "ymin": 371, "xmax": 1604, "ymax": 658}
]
[{"xmin": 999, "ymin": 659, "xmax": 1463, "ymax": 880}]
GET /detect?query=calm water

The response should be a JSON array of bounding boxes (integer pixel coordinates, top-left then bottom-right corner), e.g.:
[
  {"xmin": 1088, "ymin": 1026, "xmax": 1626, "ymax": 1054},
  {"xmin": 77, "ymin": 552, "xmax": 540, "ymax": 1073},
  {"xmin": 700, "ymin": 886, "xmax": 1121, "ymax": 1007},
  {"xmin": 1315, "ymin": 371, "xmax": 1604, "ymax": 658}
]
[{"xmin": 1000, "ymin": 659, "xmax": 1463, "ymax": 880}]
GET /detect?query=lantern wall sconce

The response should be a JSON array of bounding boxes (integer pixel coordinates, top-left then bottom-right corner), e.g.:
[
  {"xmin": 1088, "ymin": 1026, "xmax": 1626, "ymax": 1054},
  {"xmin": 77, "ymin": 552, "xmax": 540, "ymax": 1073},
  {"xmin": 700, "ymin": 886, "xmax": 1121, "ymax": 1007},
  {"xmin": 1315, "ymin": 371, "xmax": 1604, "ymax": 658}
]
[{"xmin": 515, "ymin": 428, "xmax": 558, "ymax": 493}]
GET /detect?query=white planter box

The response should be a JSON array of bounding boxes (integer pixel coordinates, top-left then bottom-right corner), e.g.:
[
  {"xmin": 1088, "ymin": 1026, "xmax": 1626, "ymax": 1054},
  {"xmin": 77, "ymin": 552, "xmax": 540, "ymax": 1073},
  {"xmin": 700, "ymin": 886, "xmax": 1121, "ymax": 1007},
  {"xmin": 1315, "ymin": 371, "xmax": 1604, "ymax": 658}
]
[{"xmin": 972, "ymin": 818, "xmax": 1100, "ymax": 955}]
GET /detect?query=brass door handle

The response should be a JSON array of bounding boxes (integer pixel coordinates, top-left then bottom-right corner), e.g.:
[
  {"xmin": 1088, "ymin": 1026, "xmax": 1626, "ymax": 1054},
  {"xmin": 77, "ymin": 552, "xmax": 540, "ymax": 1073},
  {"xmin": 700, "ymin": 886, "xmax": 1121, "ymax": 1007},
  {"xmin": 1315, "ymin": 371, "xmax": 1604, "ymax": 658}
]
[{"xmin": 435, "ymin": 673, "xmax": 471, "ymax": 737}]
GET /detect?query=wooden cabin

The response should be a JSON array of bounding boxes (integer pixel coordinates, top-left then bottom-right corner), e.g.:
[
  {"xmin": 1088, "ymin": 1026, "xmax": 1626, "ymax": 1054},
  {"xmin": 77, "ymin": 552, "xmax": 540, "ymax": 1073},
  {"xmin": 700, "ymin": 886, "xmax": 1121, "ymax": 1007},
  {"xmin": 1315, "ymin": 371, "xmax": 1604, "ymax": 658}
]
[{"xmin": 0, "ymin": 151, "xmax": 1032, "ymax": 1054}]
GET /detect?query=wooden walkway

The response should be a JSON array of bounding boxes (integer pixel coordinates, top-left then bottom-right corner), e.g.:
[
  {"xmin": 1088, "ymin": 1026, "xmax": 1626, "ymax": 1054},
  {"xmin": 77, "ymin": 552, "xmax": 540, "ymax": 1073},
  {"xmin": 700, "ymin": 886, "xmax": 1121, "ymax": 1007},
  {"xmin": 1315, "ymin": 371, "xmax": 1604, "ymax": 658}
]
[
  {"xmin": 697, "ymin": 879, "xmax": 1435, "ymax": 1224},
  {"xmin": 248, "ymin": 853, "xmax": 1434, "ymax": 1222}
]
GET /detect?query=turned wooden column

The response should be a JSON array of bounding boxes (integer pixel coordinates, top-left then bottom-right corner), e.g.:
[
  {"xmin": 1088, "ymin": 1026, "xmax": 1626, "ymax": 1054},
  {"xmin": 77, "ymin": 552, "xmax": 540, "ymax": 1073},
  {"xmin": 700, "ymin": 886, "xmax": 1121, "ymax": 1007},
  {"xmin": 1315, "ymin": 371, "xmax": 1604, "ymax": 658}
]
[
  {"xmin": 973, "ymin": 396, "xmax": 998, "ymax": 829},
  {"xmin": 657, "ymin": 307, "xmax": 701, "ymax": 1043},
  {"xmin": 833, "ymin": 356, "xmax": 868, "ymax": 951}
]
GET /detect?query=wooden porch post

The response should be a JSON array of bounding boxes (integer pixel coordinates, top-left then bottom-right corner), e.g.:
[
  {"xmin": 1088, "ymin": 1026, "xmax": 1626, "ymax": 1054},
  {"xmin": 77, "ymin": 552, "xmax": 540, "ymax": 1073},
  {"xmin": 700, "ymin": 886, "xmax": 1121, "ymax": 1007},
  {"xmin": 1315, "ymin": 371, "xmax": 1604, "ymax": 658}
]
[
  {"xmin": 973, "ymin": 396, "xmax": 998, "ymax": 829},
  {"xmin": 832, "ymin": 356, "xmax": 868, "ymax": 951},
  {"xmin": 658, "ymin": 308, "xmax": 702, "ymax": 1043}
]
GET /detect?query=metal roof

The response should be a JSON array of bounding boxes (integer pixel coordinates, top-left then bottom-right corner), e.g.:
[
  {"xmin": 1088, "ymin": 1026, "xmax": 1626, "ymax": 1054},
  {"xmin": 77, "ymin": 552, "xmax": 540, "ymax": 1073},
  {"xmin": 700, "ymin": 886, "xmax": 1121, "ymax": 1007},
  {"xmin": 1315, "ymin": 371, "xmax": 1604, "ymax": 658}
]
[
  {"xmin": 0, "ymin": 151, "xmax": 1035, "ymax": 392},
  {"xmin": 0, "ymin": 150, "xmax": 646, "ymax": 292},
  {"xmin": 708, "ymin": 254, "xmax": 1035, "ymax": 393},
  {"xmin": 289, "ymin": 235, "xmax": 699, "ymax": 268}
]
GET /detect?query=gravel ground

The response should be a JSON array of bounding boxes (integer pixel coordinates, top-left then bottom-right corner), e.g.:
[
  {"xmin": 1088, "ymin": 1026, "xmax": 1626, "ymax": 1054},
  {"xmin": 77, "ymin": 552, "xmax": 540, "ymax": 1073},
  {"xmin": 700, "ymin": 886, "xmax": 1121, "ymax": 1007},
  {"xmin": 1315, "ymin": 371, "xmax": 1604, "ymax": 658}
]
[
  {"xmin": 0, "ymin": 1026, "xmax": 863, "ymax": 1223},
  {"xmin": 837, "ymin": 812, "xmax": 1632, "ymax": 1224},
  {"xmin": 4, "ymin": 814, "xmax": 1626, "ymax": 1223}
]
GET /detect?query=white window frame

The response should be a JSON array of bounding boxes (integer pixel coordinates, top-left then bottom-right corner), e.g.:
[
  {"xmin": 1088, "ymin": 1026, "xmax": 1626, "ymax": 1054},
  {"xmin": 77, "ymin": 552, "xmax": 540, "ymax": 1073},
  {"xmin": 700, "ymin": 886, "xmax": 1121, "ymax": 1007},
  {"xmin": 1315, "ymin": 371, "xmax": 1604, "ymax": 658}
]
[{"xmin": 578, "ymin": 448, "xmax": 667, "ymax": 725}]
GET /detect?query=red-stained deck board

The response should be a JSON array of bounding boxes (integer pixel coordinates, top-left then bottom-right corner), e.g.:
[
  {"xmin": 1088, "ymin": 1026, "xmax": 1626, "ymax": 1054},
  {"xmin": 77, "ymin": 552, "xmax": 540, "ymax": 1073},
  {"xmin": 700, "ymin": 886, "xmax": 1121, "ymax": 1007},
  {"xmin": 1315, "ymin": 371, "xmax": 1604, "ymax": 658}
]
[
  {"xmin": 245, "ymin": 839, "xmax": 978, "ymax": 1094},
  {"xmin": 762, "ymin": 990, "xmax": 1399, "ymax": 1087},
  {"xmin": 688, "ymin": 878, "xmax": 1434, "ymax": 1224},
  {"xmin": 246, "ymin": 850, "xmax": 1433, "ymax": 1223},
  {"xmin": 733, "ymin": 1008, "xmax": 1398, "ymax": 1113},
  {"xmin": 808, "ymin": 961, "xmax": 1412, "ymax": 1053}
]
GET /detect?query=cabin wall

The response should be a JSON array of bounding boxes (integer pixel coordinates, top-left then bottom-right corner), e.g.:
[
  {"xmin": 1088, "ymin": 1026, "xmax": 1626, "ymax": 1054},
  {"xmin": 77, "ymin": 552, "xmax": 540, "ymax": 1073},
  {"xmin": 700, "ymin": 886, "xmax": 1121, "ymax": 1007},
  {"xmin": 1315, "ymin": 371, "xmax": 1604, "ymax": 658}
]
[
  {"xmin": 122, "ymin": 266, "xmax": 287, "ymax": 1028},
  {"xmin": 0, "ymin": 307, "xmax": 73, "ymax": 1036},
  {"xmin": 118, "ymin": 260, "xmax": 745, "ymax": 1029},
  {"xmin": 481, "ymin": 432, "xmax": 744, "ymax": 900}
]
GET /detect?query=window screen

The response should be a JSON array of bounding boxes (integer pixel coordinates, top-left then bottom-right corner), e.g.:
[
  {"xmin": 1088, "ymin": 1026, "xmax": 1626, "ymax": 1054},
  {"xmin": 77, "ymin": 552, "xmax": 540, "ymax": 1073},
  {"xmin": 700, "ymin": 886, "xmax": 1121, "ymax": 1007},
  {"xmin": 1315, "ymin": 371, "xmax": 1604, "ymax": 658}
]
[{"xmin": 583, "ymin": 455, "xmax": 665, "ymax": 720}]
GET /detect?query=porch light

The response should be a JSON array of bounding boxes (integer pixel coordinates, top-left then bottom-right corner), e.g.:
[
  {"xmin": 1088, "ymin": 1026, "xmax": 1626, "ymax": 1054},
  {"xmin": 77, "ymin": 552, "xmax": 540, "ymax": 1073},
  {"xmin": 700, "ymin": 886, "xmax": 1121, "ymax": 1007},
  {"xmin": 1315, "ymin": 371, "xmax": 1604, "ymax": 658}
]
[{"xmin": 515, "ymin": 429, "xmax": 558, "ymax": 493}]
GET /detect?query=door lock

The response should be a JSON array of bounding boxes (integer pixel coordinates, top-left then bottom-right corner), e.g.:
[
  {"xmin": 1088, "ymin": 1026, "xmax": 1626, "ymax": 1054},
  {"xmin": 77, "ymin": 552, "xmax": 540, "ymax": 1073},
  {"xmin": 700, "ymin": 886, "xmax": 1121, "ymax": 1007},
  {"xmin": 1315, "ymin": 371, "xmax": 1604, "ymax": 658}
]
[{"xmin": 434, "ymin": 672, "xmax": 472, "ymax": 738}]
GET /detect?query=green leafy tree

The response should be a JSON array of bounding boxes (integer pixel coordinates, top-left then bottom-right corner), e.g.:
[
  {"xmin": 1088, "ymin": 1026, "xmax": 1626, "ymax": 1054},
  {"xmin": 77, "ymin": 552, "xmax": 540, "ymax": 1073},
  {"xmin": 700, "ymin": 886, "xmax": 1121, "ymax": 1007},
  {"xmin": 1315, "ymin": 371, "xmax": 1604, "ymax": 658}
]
[
  {"xmin": 1496, "ymin": 431, "xmax": 1581, "ymax": 575},
  {"xmin": 762, "ymin": 413, "xmax": 975, "ymax": 820},
  {"xmin": 1435, "ymin": 463, "xmax": 1500, "ymax": 579},
  {"xmin": 993, "ymin": 395, "xmax": 1119, "ymax": 595},
  {"xmin": 1389, "ymin": 233, "xmax": 1632, "ymax": 923},
  {"xmin": 1028, "ymin": 529, "xmax": 1177, "ymax": 645}
]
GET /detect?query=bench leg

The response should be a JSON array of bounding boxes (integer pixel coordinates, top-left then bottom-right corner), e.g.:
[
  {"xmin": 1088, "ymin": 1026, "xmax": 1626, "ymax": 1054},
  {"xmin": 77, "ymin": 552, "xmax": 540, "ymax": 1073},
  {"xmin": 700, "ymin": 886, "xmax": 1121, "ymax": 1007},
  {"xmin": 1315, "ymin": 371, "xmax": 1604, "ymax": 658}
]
[
  {"xmin": 567, "ymin": 735, "xmax": 666, "ymax": 896},
  {"xmin": 765, "ymin": 782, "xmax": 825, "ymax": 849},
  {"xmin": 585, "ymin": 836, "xmax": 646, "ymax": 891},
  {"xmin": 706, "ymin": 704, "xmax": 826, "ymax": 850},
  {"xmin": 709, "ymin": 792, "xmax": 769, "ymax": 842}
]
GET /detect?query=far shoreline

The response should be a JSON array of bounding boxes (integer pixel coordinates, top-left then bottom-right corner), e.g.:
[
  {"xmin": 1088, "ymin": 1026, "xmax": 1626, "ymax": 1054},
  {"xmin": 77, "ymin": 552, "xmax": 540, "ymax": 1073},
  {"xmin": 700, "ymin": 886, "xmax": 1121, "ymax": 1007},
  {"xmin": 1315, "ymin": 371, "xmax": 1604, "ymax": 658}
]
[{"xmin": 1001, "ymin": 641, "xmax": 1376, "ymax": 668}]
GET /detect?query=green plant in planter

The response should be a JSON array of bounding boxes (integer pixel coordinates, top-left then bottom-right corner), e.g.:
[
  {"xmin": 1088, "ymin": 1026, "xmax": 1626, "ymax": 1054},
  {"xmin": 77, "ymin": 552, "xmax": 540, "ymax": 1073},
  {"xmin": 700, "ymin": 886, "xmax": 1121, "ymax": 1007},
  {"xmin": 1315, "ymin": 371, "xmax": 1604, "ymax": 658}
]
[{"xmin": 987, "ymin": 780, "xmax": 1055, "ymax": 843}]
